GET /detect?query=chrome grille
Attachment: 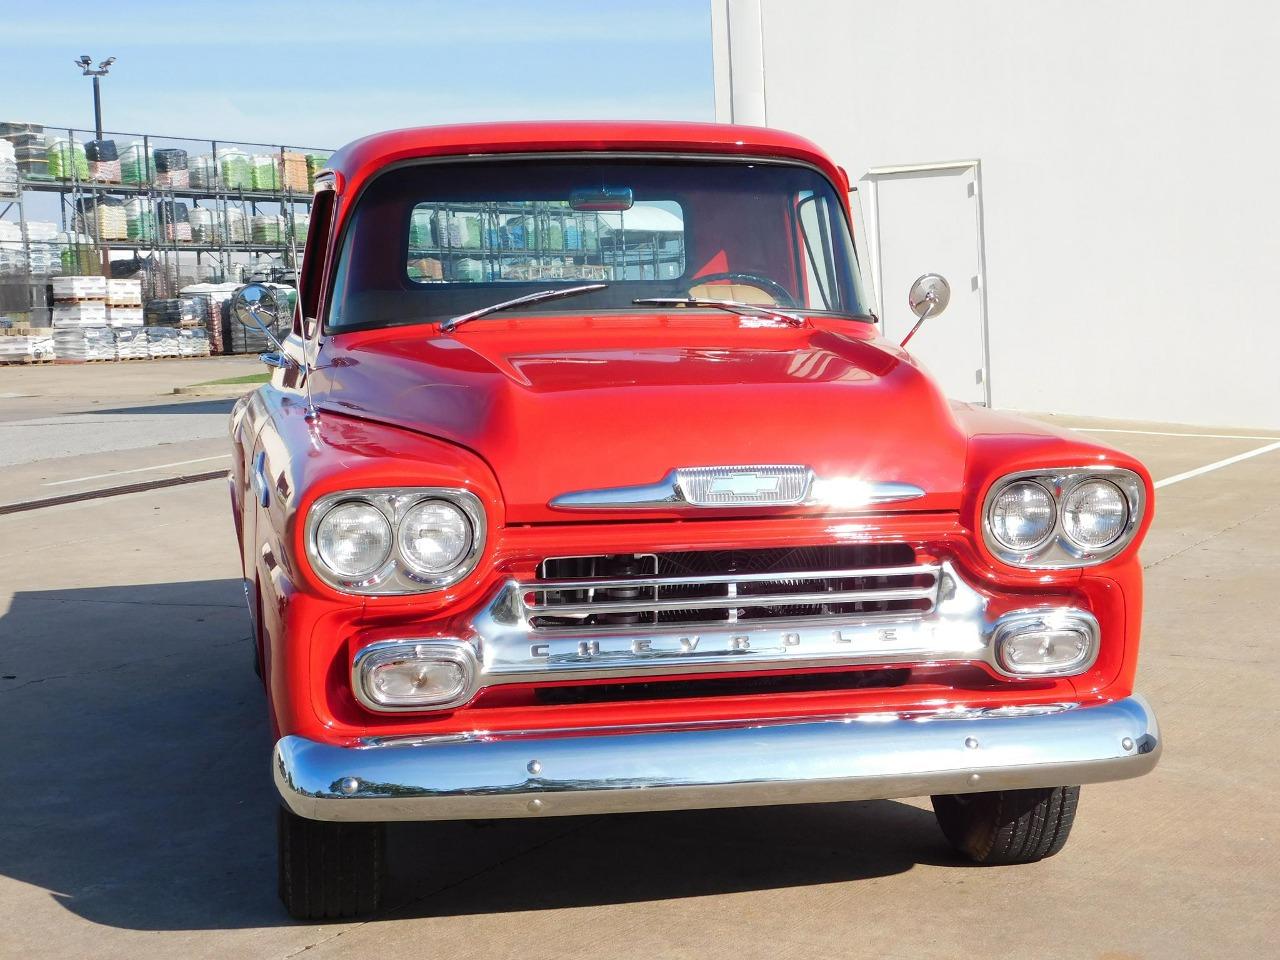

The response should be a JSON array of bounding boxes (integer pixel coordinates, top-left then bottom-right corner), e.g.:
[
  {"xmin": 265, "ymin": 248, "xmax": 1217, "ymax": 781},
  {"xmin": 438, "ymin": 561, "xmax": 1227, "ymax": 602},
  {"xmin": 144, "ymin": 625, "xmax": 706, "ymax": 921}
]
[{"xmin": 526, "ymin": 545, "xmax": 938, "ymax": 630}]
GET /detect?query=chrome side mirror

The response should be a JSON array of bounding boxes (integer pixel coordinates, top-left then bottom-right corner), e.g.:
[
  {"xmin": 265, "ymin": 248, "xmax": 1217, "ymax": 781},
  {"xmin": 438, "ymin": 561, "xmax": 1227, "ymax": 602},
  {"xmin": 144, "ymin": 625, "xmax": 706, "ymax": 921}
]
[
  {"xmin": 900, "ymin": 273, "xmax": 951, "ymax": 347},
  {"xmin": 231, "ymin": 282, "xmax": 298, "ymax": 370}
]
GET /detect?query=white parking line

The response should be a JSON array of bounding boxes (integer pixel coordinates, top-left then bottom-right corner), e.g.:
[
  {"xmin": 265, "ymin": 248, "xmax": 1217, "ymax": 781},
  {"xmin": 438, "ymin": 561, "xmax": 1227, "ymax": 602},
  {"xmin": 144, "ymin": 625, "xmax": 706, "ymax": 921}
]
[
  {"xmin": 1073, "ymin": 427, "xmax": 1280, "ymax": 441},
  {"xmin": 42, "ymin": 454, "xmax": 232, "ymax": 487},
  {"xmin": 1154, "ymin": 441, "xmax": 1280, "ymax": 489}
]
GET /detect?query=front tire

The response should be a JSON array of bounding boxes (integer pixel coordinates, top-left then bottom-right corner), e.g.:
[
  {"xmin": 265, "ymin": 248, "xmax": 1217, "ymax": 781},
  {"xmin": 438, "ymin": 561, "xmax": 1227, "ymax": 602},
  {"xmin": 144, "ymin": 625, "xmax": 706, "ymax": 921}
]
[
  {"xmin": 931, "ymin": 785, "xmax": 1080, "ymax": 865},
  {"xmin": 277, "ymin": 807, "xmax": 385, "ymax": 920}
]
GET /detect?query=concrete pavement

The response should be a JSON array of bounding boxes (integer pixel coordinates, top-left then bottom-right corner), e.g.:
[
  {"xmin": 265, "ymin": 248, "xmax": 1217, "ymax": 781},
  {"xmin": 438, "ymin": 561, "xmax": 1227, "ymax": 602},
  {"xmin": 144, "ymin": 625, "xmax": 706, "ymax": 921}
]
[
  {"xmin": 0, "ymin": 357, "xmax": 258, "ymax": 504},
  {"xmin": 0, "ymin": 407, "xmax": 1277, "ymax": 958}
]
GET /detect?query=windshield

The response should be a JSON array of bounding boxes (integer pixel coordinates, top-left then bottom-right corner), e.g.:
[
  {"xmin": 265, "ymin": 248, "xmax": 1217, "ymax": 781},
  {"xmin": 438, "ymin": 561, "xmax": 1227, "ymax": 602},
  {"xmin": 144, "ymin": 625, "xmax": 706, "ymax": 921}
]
[{"xmin": 327, "ymin": 158, "xmax": 871, "ymax": 331}]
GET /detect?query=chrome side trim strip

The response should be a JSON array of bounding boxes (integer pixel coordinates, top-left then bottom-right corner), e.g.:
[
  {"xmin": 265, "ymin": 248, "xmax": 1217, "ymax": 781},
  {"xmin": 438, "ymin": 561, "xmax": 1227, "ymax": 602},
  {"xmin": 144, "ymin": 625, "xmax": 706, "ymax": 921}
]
[
  {"xmin": 550, "ymin": 467, "xmax": 926, "ymax": 511},
  {"xmin": 273, "ymin": 694, "xmax": 1161, "ymax": 822}
]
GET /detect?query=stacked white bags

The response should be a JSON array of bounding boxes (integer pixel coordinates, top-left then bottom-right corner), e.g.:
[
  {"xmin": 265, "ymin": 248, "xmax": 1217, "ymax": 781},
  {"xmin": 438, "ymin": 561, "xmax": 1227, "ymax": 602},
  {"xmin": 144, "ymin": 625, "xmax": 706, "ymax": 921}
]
[
  {"xmin": 52, "ymin": 274, "xmax": 108, "ymax": 299},
  {"xmin": 0, "ymin": 138, "xmax": 17, "ymax": 195},
  {"xmin": 0, "ymin": 335, "xmax": 55, "ymax": 362},
  {"xmin": 178, "ymin": 327, "xmax": 212, "ymax": 357},
  {"xmin": 25, "ymin": 221, "xmax": 59, "ymax": 275},
  {"xmin": 53, "ymin": 301, "xmax": 109, "ymax": 327},
  {"xmin": 0, "ymin": 220, "xmax": 22, "ymax": 273},
  {"xmin": 112, "ymin": 326, "xmax": 146, "ymax": 359},
  {"xmin": 107, "ymin": 306, "xmax": 143, "ymax": 328},
  {"xmin": 224, "ymin": 208, "xmax": 248, "ymax": 244},
  {"xmin": 52, "ymin": 326, "xmax": 115, "ymax": 360},
  {"xmin": 106, "ymin": 278, "xmax": 142, "ymax": 306},
  {"xmin": 190, "ymin": 207, "xmax": 221, "ymax": 243},
  {"xmin": 144, "ymin": 325, "xmax": 181, "ymax": 358}
]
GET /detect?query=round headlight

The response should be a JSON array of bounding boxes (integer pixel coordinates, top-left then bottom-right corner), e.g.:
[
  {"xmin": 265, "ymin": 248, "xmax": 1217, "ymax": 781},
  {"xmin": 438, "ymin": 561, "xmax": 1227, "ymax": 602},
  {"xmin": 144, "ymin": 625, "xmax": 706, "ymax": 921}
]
[
  {"xmin": 988, "ymin": 481, "xmax": 1056, "ymax": 551},
  {"xmin": 398, "ymin": 499, "xmax": 472, "ymax": 574},
  {"xmin": 315, "ymin": 501, "xmax": 393, "ymax": 578},
  {"xmin": 1061, "ymin": 479, "xmax": 1128, "ymax": 548}
]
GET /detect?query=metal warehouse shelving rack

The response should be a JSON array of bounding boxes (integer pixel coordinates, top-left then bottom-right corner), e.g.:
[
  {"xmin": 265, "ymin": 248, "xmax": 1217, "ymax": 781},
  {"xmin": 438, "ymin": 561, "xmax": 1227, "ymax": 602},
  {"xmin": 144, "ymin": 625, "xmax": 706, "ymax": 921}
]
[{"xmin": 1, "ymin": 123, "xmax": 331, "ymax": 311}]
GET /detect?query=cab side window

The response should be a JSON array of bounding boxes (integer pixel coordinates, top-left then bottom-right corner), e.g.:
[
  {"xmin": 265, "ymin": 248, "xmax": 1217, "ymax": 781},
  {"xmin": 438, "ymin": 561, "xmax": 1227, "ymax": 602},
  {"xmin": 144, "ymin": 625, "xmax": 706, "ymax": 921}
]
[
  {"xmin": 297, "ymin": 189, "xmax": 337, "ymax": 336},
  {"xmin": 796, "ymin": 192, "xmax": 839, "ymax": 311}
]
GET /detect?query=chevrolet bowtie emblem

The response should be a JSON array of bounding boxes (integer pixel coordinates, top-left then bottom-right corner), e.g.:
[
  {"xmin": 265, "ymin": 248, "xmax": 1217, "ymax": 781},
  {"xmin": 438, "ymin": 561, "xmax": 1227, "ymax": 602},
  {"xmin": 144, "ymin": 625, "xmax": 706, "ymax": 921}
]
[
  {"xmin": 677, "ymin": 465, "xmax": 811, "ymax": 505},
  {"xmin": 706, "ymin": 473, "xmax": 782, "ymax": 497}
]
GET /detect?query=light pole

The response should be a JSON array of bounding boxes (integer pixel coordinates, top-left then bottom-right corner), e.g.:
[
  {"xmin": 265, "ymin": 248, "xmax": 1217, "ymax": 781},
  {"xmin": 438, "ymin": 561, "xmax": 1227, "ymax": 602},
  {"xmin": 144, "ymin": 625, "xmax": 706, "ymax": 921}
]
[{"xmin": 73, "ymin": 55, "xmax": 115, "ymax": 140}]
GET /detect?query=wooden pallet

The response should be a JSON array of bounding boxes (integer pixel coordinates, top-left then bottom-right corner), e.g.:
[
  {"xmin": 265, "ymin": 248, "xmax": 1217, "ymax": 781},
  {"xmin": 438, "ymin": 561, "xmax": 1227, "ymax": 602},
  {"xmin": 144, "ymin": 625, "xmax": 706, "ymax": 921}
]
[{"xmin": 0, "ymin": 357, "xmax": 54, "ymax": 365}]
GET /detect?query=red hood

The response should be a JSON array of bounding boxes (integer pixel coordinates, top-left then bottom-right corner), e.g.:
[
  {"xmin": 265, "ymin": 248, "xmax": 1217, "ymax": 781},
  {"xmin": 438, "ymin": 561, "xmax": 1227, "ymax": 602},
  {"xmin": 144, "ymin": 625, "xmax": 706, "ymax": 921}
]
[{"xmin": 314, "ymin": 314, "xmax": 967, "ymax": 522}]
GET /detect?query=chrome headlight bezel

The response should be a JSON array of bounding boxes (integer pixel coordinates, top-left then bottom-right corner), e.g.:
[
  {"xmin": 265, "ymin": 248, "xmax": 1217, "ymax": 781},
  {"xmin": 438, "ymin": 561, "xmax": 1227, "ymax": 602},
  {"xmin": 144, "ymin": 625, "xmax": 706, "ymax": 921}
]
[
  {"xmin": 981, "ymin": 467, "xmax": 1145, "ymax": 569},
  {"xmin": 305, "ymin": 487, "xmax": 486, "ymax": 594}
]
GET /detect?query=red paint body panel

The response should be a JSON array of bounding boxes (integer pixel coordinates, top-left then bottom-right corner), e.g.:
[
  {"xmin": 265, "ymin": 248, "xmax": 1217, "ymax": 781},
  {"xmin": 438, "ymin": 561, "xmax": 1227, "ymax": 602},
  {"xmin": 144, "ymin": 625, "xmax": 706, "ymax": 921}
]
[{"xmin": 228, "ymin": 122, "xmax": 1155, "ymax": 750}]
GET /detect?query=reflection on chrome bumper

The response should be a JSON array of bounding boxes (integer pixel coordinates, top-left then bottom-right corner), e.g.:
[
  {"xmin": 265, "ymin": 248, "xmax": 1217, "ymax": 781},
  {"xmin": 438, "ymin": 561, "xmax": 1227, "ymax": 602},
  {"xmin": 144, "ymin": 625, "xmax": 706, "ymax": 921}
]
[{"xmin": 274, "ymin": 695, "xmax": 1160, "ymax": 822}]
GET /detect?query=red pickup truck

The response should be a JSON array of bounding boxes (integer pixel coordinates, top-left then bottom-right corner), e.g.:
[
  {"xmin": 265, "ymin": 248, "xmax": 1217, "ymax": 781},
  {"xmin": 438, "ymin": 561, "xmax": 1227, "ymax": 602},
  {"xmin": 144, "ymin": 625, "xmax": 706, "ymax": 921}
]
[{"xmin": 228, "ymin": 121, "xmax": 1160, "ymax": 920}]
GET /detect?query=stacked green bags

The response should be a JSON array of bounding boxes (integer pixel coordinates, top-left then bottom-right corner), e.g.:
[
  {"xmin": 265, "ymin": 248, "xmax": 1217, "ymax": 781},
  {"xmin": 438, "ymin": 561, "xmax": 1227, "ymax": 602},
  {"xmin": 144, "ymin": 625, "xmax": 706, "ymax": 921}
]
[
  {"xmin": 251, "ymin": 214, "xmax": 285, "ymax": 244},
  {"xmin": 250, "ymin": 154, "xmax": 279, "ymax": 191},
  {"xmin": 459, "ymin": 213, "xmax": 482, "ymax": 248},
  {"xmin": 120, "ymin": 142, "xmax": 155, "ymax": 185},
  {"xmin": 48, "ymin": 139, "xmax": 89, "ymax": 180},
  {"xmin": 60, "ymin": 243, "xmax": 97, "ymax": 274},
  {"xmin": 409, "ymin": 208, "xmax": 433, "ymax": 248},
  {"xmin": 124, "ymin": 199, "xmax": 156, "ymax": 241},
  {"xmin": 217, "ymin": 149, "xmax": 251, "ymax": 191},
  {"xmin": 305, "ymin": 153, "xmax": 330, "ymax": 190}
]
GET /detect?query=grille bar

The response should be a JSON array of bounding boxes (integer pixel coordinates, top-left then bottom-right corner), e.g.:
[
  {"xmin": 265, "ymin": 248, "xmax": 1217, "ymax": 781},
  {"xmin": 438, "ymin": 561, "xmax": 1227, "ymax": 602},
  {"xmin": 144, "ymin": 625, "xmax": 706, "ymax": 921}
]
[
  {"xmin": 528, "ymin": 584, "xmax": 937, "ymax": 616},
  {"xmin": 525, "ymin": 554, "xmax": 940, "ymax": 629},
  {"xmin": 526, "ymin": 563, "xmax": 934, "ymax": 594}
]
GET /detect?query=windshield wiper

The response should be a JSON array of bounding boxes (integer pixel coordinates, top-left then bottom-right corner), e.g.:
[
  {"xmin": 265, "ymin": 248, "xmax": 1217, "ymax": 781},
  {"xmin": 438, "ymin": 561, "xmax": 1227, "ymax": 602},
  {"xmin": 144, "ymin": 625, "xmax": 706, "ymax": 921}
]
[
  {"xmin": 441, "ymin": 283, "xmax": 608, "ymax": 332},
  {"xmin": 632, "ymin": 297, "xmax": 804, "ymax": 326}
]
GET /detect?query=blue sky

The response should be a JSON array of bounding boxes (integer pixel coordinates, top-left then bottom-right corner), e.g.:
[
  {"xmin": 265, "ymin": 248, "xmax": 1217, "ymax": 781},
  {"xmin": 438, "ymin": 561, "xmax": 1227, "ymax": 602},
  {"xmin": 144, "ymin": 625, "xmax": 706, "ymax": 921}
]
[{"xmin": 0, "ymin": 0, "xmax": 714, "ymax": 150}]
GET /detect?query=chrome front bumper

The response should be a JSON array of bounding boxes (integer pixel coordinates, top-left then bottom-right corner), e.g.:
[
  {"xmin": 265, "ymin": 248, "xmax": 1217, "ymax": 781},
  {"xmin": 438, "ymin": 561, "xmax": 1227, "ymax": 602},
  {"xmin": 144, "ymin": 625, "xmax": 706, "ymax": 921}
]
[{"xmin": 274, "ymin": 695, "xmax": 1160, "ymax": 822}]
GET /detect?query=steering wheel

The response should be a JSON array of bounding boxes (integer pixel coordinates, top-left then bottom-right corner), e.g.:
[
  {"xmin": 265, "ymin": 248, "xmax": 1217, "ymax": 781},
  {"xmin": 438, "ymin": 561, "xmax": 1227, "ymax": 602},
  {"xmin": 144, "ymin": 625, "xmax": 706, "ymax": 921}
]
[{"xmin": 686, "ymin": 271, "xmax": 799, "ymax": 308}]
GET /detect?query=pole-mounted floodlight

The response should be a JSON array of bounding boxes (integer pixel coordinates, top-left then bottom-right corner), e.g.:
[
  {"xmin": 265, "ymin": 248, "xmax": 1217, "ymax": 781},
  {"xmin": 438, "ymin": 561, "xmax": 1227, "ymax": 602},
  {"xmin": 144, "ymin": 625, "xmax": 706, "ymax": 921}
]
[{"xmin": 72, "ymin": 54, "xmax": 115, "ymax": 139}]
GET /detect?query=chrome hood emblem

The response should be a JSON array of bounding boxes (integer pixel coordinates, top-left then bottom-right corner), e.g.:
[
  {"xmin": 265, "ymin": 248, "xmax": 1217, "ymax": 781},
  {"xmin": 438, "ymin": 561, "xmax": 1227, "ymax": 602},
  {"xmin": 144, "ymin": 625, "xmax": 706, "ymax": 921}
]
[
  {"xmin": 677, "ymin": 465, "xmax": 810, "ymax": 506},
  {"xmin": 551, "ymin": 465, "xmax": 925, "ymax": 510}
]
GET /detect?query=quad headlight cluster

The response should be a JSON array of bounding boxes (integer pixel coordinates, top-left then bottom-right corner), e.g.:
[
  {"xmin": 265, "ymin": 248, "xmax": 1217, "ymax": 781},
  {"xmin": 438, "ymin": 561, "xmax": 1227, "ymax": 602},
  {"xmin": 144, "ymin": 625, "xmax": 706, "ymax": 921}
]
[
  {"xmin": 306, "ymin": 488, "xmax": 485, "ymax": 594},
  {"xmin": 982, "ymin": 467, "xmax": 1145, "ymax": 568}
]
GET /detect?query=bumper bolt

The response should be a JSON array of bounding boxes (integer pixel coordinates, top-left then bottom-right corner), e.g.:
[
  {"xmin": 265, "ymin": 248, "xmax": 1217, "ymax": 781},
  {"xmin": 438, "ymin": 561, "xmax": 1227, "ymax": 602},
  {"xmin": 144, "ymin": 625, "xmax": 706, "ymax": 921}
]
[
  {"xmin": 527, "ymin": 760, "xmax": 542, "ymax": 776},
  {"xmin": 527, "ymin": 798, "xmax": 544, "ymax": 813},
  {"xmin": 964, "ymin": 737, "xmax": 980, "ymax": 750},
  {"xmin": 338, "ymin": 777, "xmax": 361, "ymax": 796},
  {"xmin": 1122, "ymin": 737, "xmax": 1135, "ymax": 751}
]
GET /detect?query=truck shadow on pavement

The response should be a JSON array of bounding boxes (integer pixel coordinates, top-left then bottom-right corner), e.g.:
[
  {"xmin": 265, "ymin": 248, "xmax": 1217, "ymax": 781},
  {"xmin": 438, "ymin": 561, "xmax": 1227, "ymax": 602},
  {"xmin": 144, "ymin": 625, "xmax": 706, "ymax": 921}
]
[
  {"xmin": 76, "ymin": 398, "xmax": 240, "ymax": 418},
  {"xmin": 0, "ymin": 577, "xmax": 958, "ymax": 931}
]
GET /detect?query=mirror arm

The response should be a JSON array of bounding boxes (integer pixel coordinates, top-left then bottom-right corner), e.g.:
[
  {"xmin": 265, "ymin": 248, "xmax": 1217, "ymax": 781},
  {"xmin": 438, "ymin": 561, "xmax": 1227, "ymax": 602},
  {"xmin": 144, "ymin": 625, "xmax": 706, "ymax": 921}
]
[
  {"xmin": 246, "ymin": 302, "xmax": 301, "ymax": 371},
  {"xmin": 259, "ymin": 351, "xmax": 293, "ymax": 370},
  {"xmin": 899, "ymin": 300, "xmax": 934, "ymax": 348}
]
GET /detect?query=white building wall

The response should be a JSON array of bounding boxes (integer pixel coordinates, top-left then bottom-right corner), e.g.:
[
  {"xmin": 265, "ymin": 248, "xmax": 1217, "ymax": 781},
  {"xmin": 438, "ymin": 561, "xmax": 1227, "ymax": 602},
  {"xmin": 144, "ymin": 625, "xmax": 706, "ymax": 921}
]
[{"xmin": 712, "ymin": 0, "xmax": 1280, "ymax": 429}]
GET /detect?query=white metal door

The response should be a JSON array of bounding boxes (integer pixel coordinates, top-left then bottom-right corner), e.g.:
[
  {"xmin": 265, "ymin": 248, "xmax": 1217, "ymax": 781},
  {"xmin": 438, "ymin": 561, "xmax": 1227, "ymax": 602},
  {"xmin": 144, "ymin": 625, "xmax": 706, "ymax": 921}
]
[{"xmin": 859, "ymin": 162, "xmax": 990, "ymax": 405}]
